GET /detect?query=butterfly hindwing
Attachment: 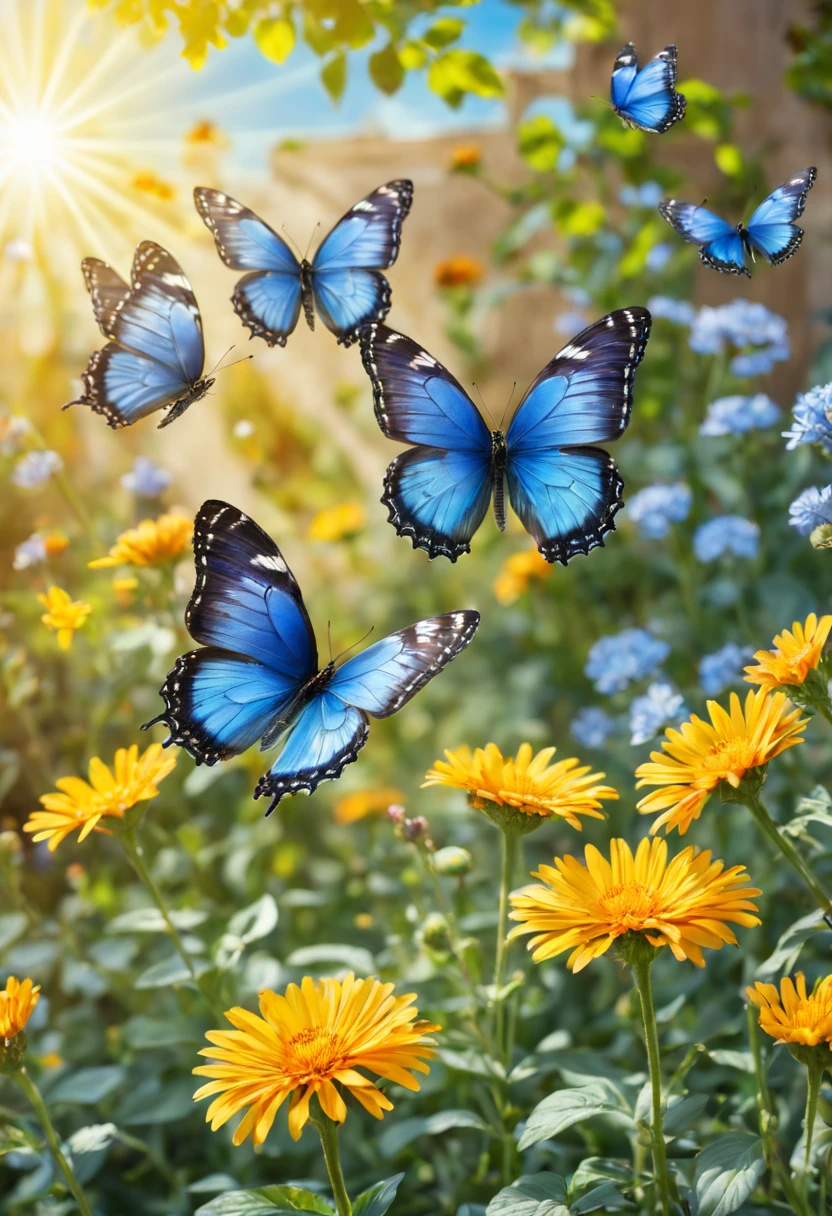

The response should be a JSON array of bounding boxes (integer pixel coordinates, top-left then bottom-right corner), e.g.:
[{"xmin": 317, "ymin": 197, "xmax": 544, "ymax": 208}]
[
  {"xmin": 658, "ymin": 199, "xmax": 748, "ymax": 274},
  {"xmin": 312, "ymin": 268, "xmax": 391, "ymax": 345},
  {"xmin": 610, "ymin": 43, "xmax": 685, "ymax": 134},
  {"xmin": 746, "ymin": 166, "xmax": 816, "ymax": 265},
  {"xmin": 255, "ymin": 695, "xmax": 370, "ymax": 810}
]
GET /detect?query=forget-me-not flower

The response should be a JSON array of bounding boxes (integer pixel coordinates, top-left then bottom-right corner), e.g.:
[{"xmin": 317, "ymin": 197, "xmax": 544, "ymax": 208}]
[
  {"xmin": 13, "ymin": 534, "xmax": 47, "ymax": 571},
  {"xmin": 619, "ymin": 181, "xmax": 663, "ymax": 208},
  {"xmin": 554, "ymin": 309, "xmax": 587, "ymax": 336},
  {"xmin": 694, "ymin": 516, "xmax": 760, "ymax": 562},
  {"xmin": 783, "ymin": 382, "xmax": 832, "ymax": 454},
  {"xmin": 629, "ymin": 682, "xmax": 688, "ymax": 747},
  {"xmin": 121, "ymin": 457, "xmax": 172, "ymax": 498},
  {"xmin": 789, "ymin": 485, "xmax": 832, "ymax": 536},
  {"xmin": 646, "ymin": 296, "xmax": 695, "ymax": 326},
  {"xmin": 627, "ymin": 482, "xmax": 692, "ymax": 539},
  {"xmin": 700, "ymin": 393, "xmax": 780, "ymax": 437},
  {"xmin": 12, "ymin": 450, "xmax": 63, "ymax": 488},
  {"xmin": 646, "ymin": 243, "xmax": 672, "ymax": 273},
  {"xmin": 570, "ymin": 706, "xmax": 617, "ymax": 750},
  {"xmin": 585, "ymin": 627, "xmax": 669, "ymax": 695},
  {"xmin": 699, "ymin": 642, "xmax": 752, "ymax": 696},
  {"xmin": 689, "ymin": 300, "xmax": 790, "ymax": 373}
]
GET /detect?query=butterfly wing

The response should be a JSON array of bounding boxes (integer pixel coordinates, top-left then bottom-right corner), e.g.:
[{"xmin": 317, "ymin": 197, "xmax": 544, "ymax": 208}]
[
  {"xmin": 505, "ymin": 308, "xmax": 651, "ymax": 563},
  {"xmin": 81, "ymin": 258, "xmax": 130, "ymax": 338},
  {"xmin": 72, "ymin": 345, "xmax": 202, "ymax": 429},
  {"xmin": 194, "ymin": 187, "xmax": 303, "ymax": 346},
  {"xmin": 746, "ymin": 167, "xmax": 816, "ymax": 266},
  {"xmin": 361, "ymin": 324, "xmax": 493, "ymax": 560},
  {"xmin": 611, "ymin": 44, "xmax": 685, "ymax": 134},
  {"xmin": 658, "ymin": 199, "xmax": 748, "ymax": 275},
  {"xmin": 310, "ymin": 180, "xmax": 413, "ymax": 345}
]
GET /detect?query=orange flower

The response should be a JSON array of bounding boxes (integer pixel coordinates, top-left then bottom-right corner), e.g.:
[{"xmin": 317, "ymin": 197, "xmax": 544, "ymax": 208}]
[
  {"xmin": 130, "ymin": 171, "xmax": 175, "ymax": 201},
  {"xmin": 450, "ymin": 145, "xmax": 481, "ymax": 171},
  {"xmin": 744, "ymin": 613, "xmax": 832, "ymax": 691},
  {"xmin": 89, "ymin": 512, "xmax": 192, "ymax": 568},
  {"xmin": 0, "ymin": 976, "xmax": 40, "ymax": 1040},
  {"xmin": 748, "ymin": 973, "xmax": 832, "ymax": 1047},
  {"xmin": 494, "ymin": 549, "xmax": 551, "ymax": 605},
  {"xmin": 433, "ymin": 255, "xmax": 484, "ymax": 288},
  {"xmin": 334, "ymin": 788, "xmax": 404, "ymax": 825}
]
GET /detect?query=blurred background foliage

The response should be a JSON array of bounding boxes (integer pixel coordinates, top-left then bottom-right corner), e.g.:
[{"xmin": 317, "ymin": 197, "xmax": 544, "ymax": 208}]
[{"xmin": 1, "ymin": 0, "xmax": 832, "ymax": 1212}]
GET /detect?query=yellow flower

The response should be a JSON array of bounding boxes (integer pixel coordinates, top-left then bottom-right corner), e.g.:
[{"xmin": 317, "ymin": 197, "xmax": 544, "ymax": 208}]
[
  {"xmin": 635, "ymin": 690, "xmax": 808, "ymax": 836},
  {"xmin": 0, "ymin": 976, "xmax": 40, "ymax": 1040},
  {"xmin": 334, "ymin": 788, "xmax": 404, "ymax": 825},
  {"xmin": 494, "ymin": 549, "xmax": 551, "ymax": 605},
  {"xmin": 40, "ymin": 1051, "xmax": 63, "ymax": 1069},
  {"xmin": 130, "ymin": 171, "xmax": 175, "ymax": 201},
  {"xmin": 43, "ymin": 532, "xmax": 69, "ymax": 558},
  {"xmin": 354, "ymin": 913, "xmax": 374, "ymax": 930},
  {"xmin": 748, "ymin": 973, "xmax": 832, "ymax": 1046},
  {"xmin": 423, "ymin": 742, "xmax": 618, "ymax": 830},
  {"xmin": 433, "ymin": 255, "xmax": 484, "ymax": 289},
  {"xmin": 88, "ymin": 512, "xmax": 193, "ymax": 568},
  {"xmin": 450, "ymin": 144, "xmax": 482, "ymax": 171},
  {"xmin": 193, "ymin": 974, "xmax": 439, "ymax": 1145},
  {"xmin": 25, "ymin": 743, "xmax": 176, "ymax": 851},
  {"xmin": 185, "ymin": 119, "xmax": 229, "ymax": 147},
  {"xmin": 307, "ymin": 502, "xmax": 365, "ymax": 543},
  {"xmin": 744, "ymin": 613, "xmax": 832, "ymax": 690},
  {"xmin": 509, "ymin": 837, "xmax": 761, "ymax": 972},
  {"xmin": 112, "ymin": 576, "xmax": 139, "ymax": 607},
  {"xmin": 38, "ymin": 586, "xmax": 92, "ymax": 650}
]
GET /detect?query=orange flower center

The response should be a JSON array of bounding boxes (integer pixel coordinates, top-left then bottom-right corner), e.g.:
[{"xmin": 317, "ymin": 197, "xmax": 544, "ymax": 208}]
[
  {"xmin": 286, "ymin": 1026, "xmax": 342, "ymax": 1076},
  {"xmin": 598, "ymin": 882, "xmax": 659, "ymax": 932}
]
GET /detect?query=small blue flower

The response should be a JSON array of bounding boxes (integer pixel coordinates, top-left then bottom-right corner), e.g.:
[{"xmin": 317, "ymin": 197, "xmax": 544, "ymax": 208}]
[
  {"xmin": 13, "ymin": 534, "xmax": 47, "ymax": 571},
  {"xmin": 689, "ymin": 300, "xmax": 790, "ymax": 364},
  {"xmin": 646, "ymin": 296, "xmax": 695, "ymax": 326},
  {"xmin": 554, "ymin": 309, "xmax": 587, "ymax": 336},
  {"xmin": 570, "ymin": 707, "xmax": 616, "ymax": 750},
  {"xmin": 700, "ymin": 393, "xmax": 780, "ymax": 437},
  {"xmin": 698, "ymin": 642, "xmax": 752, "ymax": 696},
  {"xmin": 627, "ymin": 482, "xmax": 692, "ymax": 539},
  {"xmin": 619, "ymin": 181, "xmax": 662, "ymax": 208},
  {"xmin": 646, "ymin": 242, "xmax": 672, "ymax": 273},
  {"xmin": 585, "ymin": 627, "xmax": 670, "ymax": 695},
  {"xmin": 694, "ymin": 516, "xmax": 759, "ymax": 562},
  {"xmin": 730, "ymin": 347, "xmax": 788, "ymax": 378},
  {"xmin": 121, "ymin": 456, "xmax": 172, "ymax": 498},
  {"xmin": 629, "ymin": 682, "xmax": 687, "ymax": 747},
  {"xmin": 788, "ymin": 485, "xmax": 832, "ymax": 536},
  {"xmin": 11, "ymin": 450, "xmax": 63, "ymax": 488},
  {"xmin": 783, "ymin": 382, "xmax": 832, "ymax": 454}
]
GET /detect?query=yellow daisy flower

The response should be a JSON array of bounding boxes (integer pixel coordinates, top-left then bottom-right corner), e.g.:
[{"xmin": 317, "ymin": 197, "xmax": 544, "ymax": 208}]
[
  {"xmin": 423, "ymin": 742, "xmax": 618, "ymax": 830},
  {"xmin": 744, "ymin": 613, "xmax": 832, "ymax": 691},
  {"xmin": 635, "ymin": 689, "xmax": 808, "ymax": 836},
  {"xmin": 25, "ymin": 743, "xmax": 176, "ymax": 851},
  {"xmin": 509, "ymin": 837, "xmax": 760, "ymax": 972},
  {"xmin": 88, "ymin": 512, "xmax": 193, "ymax": 568},
  {"xmin": 433, "ymin": 255, "xmax": 484, "ymax": 288},
  {"xmin": 748, "ymin": 973, "xmax": 832, "ymax": 1047},
  {"xmin": 193, "ymin": 974, "xmax": 439, "ymax": 1145},
  {"xmin": 333, "ymin": 788, "xmax": 404, "ymax": 825},
  {"xmin": 307, "ymin": 502, "xmax": 365, "ymax": 543},
  {"xmin": 0, "ymin": 976, "xmax": 40, "ymax": 1041},
  {"xmin": 450, "ymin": 144, "xmax": 482, "ymax": 171},
  {"xmin": 38, "ymin": 586, "xmax": 92, "ymax": 650},
  {"xmin": 493, "ymin": 549, "xmax": 551, "ymax": 605}
]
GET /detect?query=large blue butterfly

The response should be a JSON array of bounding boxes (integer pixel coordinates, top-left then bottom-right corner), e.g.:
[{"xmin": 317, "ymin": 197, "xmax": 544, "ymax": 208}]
[
  {"xmin": 65, "ymin": 242, "xmax": 212, "ymax": 429},
  {"xmin": 610, "ymin": 43, "xmax": 685, "ymax": 134},
  {"xmin": 143, "ymin": 501, "xmax": 479, "ymax": 811},
  {"xmin": 659, "ymin": 167, "xmax": 817, "ymax": 275},
  {"xmin": 193, "ymin": 180, "xmax": 413, "ymax": 348},
  {"xmin": 360, "ymin": 309, "xmax": 651, "ymax": 564}
]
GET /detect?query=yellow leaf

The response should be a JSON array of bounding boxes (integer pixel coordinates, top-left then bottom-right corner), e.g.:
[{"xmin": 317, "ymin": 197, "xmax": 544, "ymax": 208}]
[
  {"xmin": 254, "ymin": 17, "xmax": 296, "ymax": 65},
  {"xmin": 715, "ymin": 143, "xmax": 744, "ymax": 177}
]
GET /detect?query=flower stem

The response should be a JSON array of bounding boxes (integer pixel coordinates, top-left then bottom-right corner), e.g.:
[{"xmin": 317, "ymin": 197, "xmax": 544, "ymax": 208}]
[
  {"xmin": 315, "ymin": 1113, "xmax": 352, "ymax": 1216},
  {"xmin": 743, "ymin": 792, "xmax": 832, "ymax": 915},
  {"xmin": 14, "ymin": 1068, "xmax": 94, "ymax": 1216},
  {"xmin": 632, "ymin": 958, "xmax": 672, "ymax": 1216},
  {"xmin": 747, "ymin": 1004, "xmax": 809, "ymax": 1213},
  {"xmin": 803, "ymin": 1062, "xmax": 823, "ymax": 1187},
  {"xmin": 817, "ymin": 702, "xmax": 832, "ymax": 730},
  {"xmin": 493, "ymin": 826, "xmax": 518, "ymax": 1064}
]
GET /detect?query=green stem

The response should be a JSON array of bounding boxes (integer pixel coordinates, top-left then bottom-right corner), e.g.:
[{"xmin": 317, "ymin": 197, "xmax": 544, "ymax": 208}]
[
  {"xmin": 817, "ymin": 702, "xmax": 832, "ymax": 730},
  {"xmin": 632, "ymin": 959, "xmax": 672, "ymax": 1216},
  {"xmin": 743, "ymin": 793, "xmax": 832, "ymax": 915},
  {"xmin": 803, "ymin": 1063, "xmax": 823, "ymax": 1187},
  {"xmin": 14, "ymin": 1068, "xmax": 94, "ymax": 1216},
  {"xmin": 314, "ymin": 1113, "xmax": 352, "ymax": 1216},
  {"xmin": 747, "ymin": 1004, "xmax": 809, "ymax": 1213},
  {"xmin": 493, "ymin": 827, "xmax": 518, "ymax": 1065}
]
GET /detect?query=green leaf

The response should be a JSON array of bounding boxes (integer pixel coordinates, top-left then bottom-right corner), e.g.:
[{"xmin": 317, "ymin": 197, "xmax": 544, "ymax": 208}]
[
  {"xmin": 756, "ymin": 908, "xmax": 827, "ymax": 976},
  {"xmin": 107, "ymin": 907, "xmax": 208, "ymax": 934},
  {"xmin": 228, "ymin": 894, "xmax": 278, "ymax": 943},
  {"xmin": 63, "ymin": 1123, "xmax": 118, "ymax": 1185},
  {"xmin": 379, "ymin": 1109, "xmax": 489, "ymax": 1158},
  {"xmin": 0, "ymin": 911, "xmax": 27, "ymax": 953},
  {"xmin": 123, "ymin": 1015, "xmax": 206, "ymax": 1049},
  {"xmin": 286, "ymin": 943, "xmax": 374, "ymax": 973},
  {"xmin": 436, "ymin": 1048, "xmax": 505, "ymax": 1080},
  {"xmin": 48, "ymin": 1067, "xmax": 125, "ymax": 1105},
  {"xmin": 693, "ymin": 1133, "xmax": 765, "ymax": 1216},
  {"xmin": 714, "ymin": 143, "xmax": 744, "ymax": 176},
  {"xmin": 369, "ymin": 44, "xmax": 404, "ymax": 95},
  {"xmin": 428, "ymin": 50, "xmax": 503, "ymax": 107},
  {"xmin": 708, "ymin": 1049, "xmax": 755, "ymax": 1073},
  {"xmin": 321, "ymin": 52, "xmax": 347, "ymax": 102},
  {"xmin": 117, "ymin": 1079, "xmax": 199, "ymax": 1126},
  {"xmin": 196, "ymin": 1186, "xmax": 335, "ymax": 1215},
  {"xmin": 486, "ymin": 1172, "xmax": 568, "ymax": 1216},
  {"xmin": 399, "ymin": 41, "xmax": 428, "ymax": 71},
  {"xmin": 518, "ymin": 1084, "xmax": 628, "ymax": 1151},
  {"xmin": 422, "ymin": 18, "xmax": 465, "ymax": 50},
  {"xmin": 663, "ymin": 1093, "xmax": 708, "ymax": 1135},
  {"xmin": 135, "ymin": 953, "xmax": 214, "ymax": 989},
  {"xmin": 517, "ymin": 116, "xmax": 564, "ymax": 172},
  {"xmin": 352, "ymin": 1174, "xmax": 405, "ymax": 1216},
  {"xmin": 254, "ymin": 18, "xmax": 296, "ymax": 65}
]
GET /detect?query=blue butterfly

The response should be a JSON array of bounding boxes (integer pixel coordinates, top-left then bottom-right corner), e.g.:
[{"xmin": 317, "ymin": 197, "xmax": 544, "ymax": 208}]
[
  {"xmin": 143, "ymin": 500, "xmax": 479, "ymax": 811},
  {"xmin": 659, "ymin": 167, "xmax": 817, "ymax": 276},
  {"xmin": 65, "ymin": 242, "xmax": 212, "ymax": 429},
  {"xmin": 193, "ymin": 180, "xmax": 413, "ymax": 348},
  {"xmin": 360, "ymin": 309, "xmax": 651, "ymax": 564},
  {"xmin": 610, "ymin": 43, "xmax": 685, "ymax": 134}
]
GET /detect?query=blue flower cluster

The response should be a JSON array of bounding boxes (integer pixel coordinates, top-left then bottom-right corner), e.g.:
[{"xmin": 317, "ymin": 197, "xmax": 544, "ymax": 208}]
[
  {"xmin": 698, "ymin": 642, "xmax": 752, "ymax": 696},
  {"xmin": 554, "ymin": 309, "xmax": 588, "ymax": 336},
  {"xmin": 700, "ymin": 393, "xmax": 780, "ymax": 437},
  {"xmin": 645, "ymin": 242, "xmax": 672, "ymax": 273},
  {"xmin": 585, "ymin": 627, "xmax": 669, "ymax": 695},
  {"xmin": 629, "ymin": 682, "xmax": 687, "ymax": 746},
  {"xmin": 783, "ymin": 382, "xmax": 832, "ymax": 454},
  {"xmin": 694, "ymin": 516, "xmax": 759, "ymax": 562},
  {"xmin": 570, "ymin": 706, "xmax": 616, "ymax": 750},
  {"xmin": 12, "ymin": 450, "xmax": 63, "ymax": 489},
  {"xmin": 646, "ymin": 295, "xmax": 695, "ymax": 326},
  {"xmin": 688, "ymin": 300, "xmax": 790, "ymax": 376},
  {"xmin": 121, "ymin": 457, "xmax": 172, "ymax": 499},
  {"xmin": 788, "ymin": 485, "xmax": 832, "ymax": 536},
  {"xmin": 619, "ymin": 181, "xmax": 663, "ymax": 208},
  {"xmin": 13, "ymin": 534, "xmax": 47, "ymax": 571},
  {"xmin": 627, "ymin": 482, "xmax": 692, "ymax": 539}
]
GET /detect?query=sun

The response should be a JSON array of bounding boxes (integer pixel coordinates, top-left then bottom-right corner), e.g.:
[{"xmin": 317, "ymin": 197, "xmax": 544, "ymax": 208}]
[{"xmin": 1, "ymin": 108, "xmax": 62, "ymax": 173}]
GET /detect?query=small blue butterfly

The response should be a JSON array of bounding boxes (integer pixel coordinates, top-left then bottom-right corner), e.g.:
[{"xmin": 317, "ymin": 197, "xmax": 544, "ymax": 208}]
[
  {"xmin": 610, "ymin": 43, "xmax": 685, "ymax": 134},
  {"xmin": 143, "ymin": 501, "xmax": 479, "ymax": 811},
  {"xmin": 360, "ymin": 309, "xmax": 651, "ymax": 564},
  {"xmin": 194, "ymin": 180, "xmax": 413, "ymax": 348},
  {"xmin": 65, "ymin": 242, "xmax": 212, "ymax": 429},
  {"xmin": 659, "ymin": 167, "xmax": 817, "ymax": 276}
]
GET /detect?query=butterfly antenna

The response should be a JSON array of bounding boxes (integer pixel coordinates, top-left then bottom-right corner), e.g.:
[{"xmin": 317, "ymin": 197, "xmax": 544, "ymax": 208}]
[
  {"xmin": 333, "ymin": 625, "xmax": 375, "ymax": 667},
  {"xmin": 592, "ymin": 95, "xmax": 614, "ymax": 109},
  {"xmin": 498, "ymin": 381, "xmax": 517, "ymax": 431},
  {"xmin": 280, "ymin": 225, "xmax": 304, "ymax": 259},
  {"xmin": 206, "ymin": 346, "xmax": 253, "ymax": 379},
  {"xmin": 303, "ymin": 221, "xmax": 322, "ymax": 262},
  {"xmin": 471, "ymin": 382, "xmax": 497, "ymax": 427}
]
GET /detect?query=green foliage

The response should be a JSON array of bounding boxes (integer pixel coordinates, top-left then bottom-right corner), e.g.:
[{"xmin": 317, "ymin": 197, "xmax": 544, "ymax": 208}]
[{"xmin": 786, "ymin": 4, "xmax": 832, "ymax": 110}]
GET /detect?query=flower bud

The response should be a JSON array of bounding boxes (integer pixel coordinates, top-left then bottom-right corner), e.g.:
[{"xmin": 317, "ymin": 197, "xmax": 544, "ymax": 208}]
[
  {"xmin": 420, "ymin": 912, "xmax": 451, "ymax": 952},
  {"xmin": 434, "ymin": 845, "xmax": 472, "ymax": 876}
]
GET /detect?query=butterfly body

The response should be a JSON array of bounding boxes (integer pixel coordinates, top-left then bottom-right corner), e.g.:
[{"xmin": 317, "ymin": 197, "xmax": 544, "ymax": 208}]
[
  {"xmin": 362, "ymin": 309, "xmax": 651, "ymax": 564},
  {"xmin": 610, "ymin": 43, "xmax": 685, "ymax": 134},
  {"xmin": 195, "ymin": 181, "xmax": 413, "ymax": 348},
  {"xmin": 144, "ymin": 500, "xmax": 479, "ymax": 810},
  {"xmin": 66, "ymin": 243, "xmax": 211, "ymax": 429},
  {"xmin": 659, "ymin": 167, "xmax": 817, "ymax": 275}
]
